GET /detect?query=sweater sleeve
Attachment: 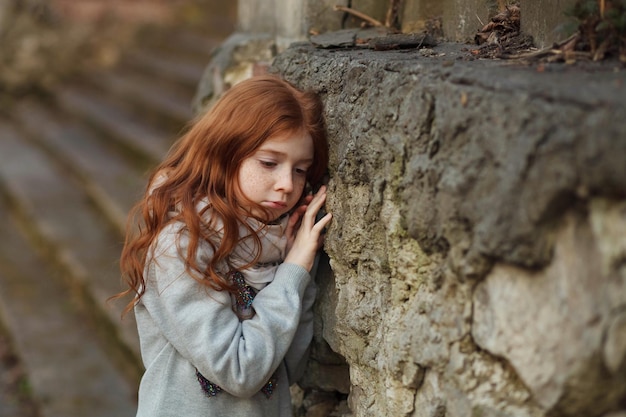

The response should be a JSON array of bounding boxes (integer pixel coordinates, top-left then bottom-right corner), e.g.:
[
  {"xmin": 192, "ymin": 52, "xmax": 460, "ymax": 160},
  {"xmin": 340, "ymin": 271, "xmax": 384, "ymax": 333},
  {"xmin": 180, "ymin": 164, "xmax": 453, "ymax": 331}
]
[
  {"xmin": 283, "ymin": 280, "xmax": 317, "ymax": 384},
  {"xmin": 141, "ymin": 225, "xmax": 311, "ymax": 398}
]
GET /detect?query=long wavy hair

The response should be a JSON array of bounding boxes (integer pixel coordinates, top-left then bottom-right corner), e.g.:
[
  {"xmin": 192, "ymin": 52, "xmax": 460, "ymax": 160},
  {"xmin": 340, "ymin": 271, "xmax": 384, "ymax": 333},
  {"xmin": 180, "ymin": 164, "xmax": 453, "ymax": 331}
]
[{"xmin": 117, "ymin": 75, "xmax": 328, "ymax": 315}]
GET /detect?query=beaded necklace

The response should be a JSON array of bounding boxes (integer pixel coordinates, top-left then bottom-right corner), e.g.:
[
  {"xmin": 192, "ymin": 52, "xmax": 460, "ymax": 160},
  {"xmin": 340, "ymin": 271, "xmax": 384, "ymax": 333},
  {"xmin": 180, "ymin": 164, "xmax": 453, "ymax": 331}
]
[{"xmin": 195, "ymin": 270, "xmax": 278, "ymax": 399}]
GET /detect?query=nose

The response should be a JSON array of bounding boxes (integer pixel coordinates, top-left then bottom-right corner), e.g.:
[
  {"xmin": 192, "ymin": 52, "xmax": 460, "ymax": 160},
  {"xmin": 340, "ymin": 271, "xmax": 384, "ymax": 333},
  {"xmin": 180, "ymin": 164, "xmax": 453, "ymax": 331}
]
[{"xmin": 274, "ymin": 167, "xmax": 294, "ymax": 193}]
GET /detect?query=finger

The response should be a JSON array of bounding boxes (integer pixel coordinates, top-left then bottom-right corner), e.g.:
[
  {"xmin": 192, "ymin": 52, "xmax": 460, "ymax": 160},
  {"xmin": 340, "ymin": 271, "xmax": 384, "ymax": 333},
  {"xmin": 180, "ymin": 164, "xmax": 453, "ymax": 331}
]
[
  {"xmin": 286, "ymin": 211, "xmax": 301, "ymax": 236},
  {"xmin": 302, "ymin": 199, "xmax": 326, "ymax": 229},
  {"xmin": 312, "ymin": 212, "xmax": 332, "ymax": 232},
  {"xmin": 306, "ymin": 185, "xmax": 326, "ymax": 204},
  {"xmin": 305, "ymin": 188, "xmax": 327, "ymax": 214},
  {"xmin": 295, "ymin": 204, "xmax": 308, "ymax": 216},
  {"xmin": 315, "ymin": 185, "xmax": 327, "ymax": 198},
  {"xmin": 317, "ymin": 234, "xmax": 325, "ymax": 249},
  {"xmin": 289, "ymin": 205, "xmax": 307, "ymax": 231},
  {"xmin": 311, "ymin": 185, "xmax": 326, "ymax": 194},
  {"xmin": 300, "ymin": 186, "xmax": 327, "ymax": 227}
]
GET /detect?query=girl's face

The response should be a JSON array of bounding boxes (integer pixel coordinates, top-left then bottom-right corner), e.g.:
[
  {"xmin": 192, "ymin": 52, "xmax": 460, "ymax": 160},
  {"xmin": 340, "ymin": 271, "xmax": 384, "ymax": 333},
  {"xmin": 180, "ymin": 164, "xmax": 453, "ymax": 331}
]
[{"xmin": 237, "ymin": 130, "xmax": 314, "ymax": 221}]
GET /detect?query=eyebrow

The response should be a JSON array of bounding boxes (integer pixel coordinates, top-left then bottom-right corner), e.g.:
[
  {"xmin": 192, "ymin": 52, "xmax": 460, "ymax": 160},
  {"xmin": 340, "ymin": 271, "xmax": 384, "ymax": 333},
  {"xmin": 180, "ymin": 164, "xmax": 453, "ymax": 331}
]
[{"xmin": 257, "ymin": 149, "xmax": 314, "ymax": 164}]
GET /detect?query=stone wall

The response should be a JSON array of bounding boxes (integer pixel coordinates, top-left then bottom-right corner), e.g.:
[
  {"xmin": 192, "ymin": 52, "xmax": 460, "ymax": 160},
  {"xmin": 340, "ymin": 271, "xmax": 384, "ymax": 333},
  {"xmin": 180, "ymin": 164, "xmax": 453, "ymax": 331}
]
[
  {"xmin": 199, "ymin": 0, "xmax": 588, "ymax": 117},
  {"xmin": 271, "ymin": 43, "xmax": 626, "ymax": 417},
  {"xmin": 192, "ymin": 1, "xmax": 626, "ymax": 415}
]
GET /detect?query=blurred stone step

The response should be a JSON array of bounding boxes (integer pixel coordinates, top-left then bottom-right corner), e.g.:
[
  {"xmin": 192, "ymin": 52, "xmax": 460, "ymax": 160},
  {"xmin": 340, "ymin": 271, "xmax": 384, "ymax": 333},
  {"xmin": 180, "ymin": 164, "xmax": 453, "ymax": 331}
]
[
  {"xmin": 0, "ymin": 123, "xmax": 137, "ymax": 417},
  {"xmin": 167, "ymin": 30, "xmax": 223, "ymax": 58},
  {"xmin": 137, "ymin": 28, "xmax": 223, "ymax": 68},
  {"xmin": 56, "ymin": 86, "xmax": 173, "ymax": 167},
  {"xmin": 88, "ymin": 69, "xmax": 194, "ymax": 133},
  {"xmin": 0, "ymin": 122, "xmax": 143, "ymax": 386},
  {"xmin": 0, "ymin": 317, "xmax": 38, "ymax": 417},
  {"xmin": 12, "ymin": 99, "xmax": 147, "ymax": 237},
  {"xmin": 122, "ymin": 47, "xmax": 206, "ymax": 93}
]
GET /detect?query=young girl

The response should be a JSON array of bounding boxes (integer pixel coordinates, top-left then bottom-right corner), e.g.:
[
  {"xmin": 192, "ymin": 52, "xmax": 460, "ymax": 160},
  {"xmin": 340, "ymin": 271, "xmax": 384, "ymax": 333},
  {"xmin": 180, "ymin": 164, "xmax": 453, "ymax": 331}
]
[{"xmin": 118, "ymin": 75, "xmax": 332, "ymax": 417}]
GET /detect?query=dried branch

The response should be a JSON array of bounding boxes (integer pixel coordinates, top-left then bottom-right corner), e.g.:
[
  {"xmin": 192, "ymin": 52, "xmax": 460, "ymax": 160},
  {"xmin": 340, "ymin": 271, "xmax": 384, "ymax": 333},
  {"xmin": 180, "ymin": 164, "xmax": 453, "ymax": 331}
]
[
  {"xmin": 385, "ymin": 0, "xmax": 402, "ymax": 29},
  {"xmin": 600, "ymin": 0, "xmax": 605, "ymax": 18},
  {"xmin": 506, "ymin": 33, "xmax": 580, "ymax": 59},
  {"xmin": 333, "ymin": 5, "xmax": 384, "ymax": 27}
]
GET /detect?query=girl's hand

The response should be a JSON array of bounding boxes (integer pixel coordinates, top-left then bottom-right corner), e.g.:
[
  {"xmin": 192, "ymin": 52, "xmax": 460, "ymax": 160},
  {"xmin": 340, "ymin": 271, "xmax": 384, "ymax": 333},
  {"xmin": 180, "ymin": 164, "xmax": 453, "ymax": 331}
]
[
  {"xmin": 285, "ymin": 194, "xmax": 312, "ymax": 254},
  {"xmin": 284, "ymin": 186, "xmax": 332, "ymax": 272}
]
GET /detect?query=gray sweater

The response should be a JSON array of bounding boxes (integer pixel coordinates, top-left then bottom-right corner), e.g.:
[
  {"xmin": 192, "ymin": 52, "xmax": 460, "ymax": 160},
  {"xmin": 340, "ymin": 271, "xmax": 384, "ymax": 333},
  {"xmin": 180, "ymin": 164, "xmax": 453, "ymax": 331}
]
[{"xmin": 134, "ymin": 219, "xmax": 316, "ymax": 417}]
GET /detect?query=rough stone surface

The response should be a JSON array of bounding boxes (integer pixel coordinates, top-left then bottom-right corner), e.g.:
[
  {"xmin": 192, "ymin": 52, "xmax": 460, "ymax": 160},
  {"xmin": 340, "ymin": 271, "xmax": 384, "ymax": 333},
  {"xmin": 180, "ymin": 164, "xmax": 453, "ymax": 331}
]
[
  {"xmin": 272, "ymin": 42, "xmax": 626, "ymax": 416},
  {"xmin": 473, "ymin": 205, "xmax": 626, "ymax": 414},
  {"xmin": 192, "ymin": 32, "xmax": 277, "ymax": 115}
]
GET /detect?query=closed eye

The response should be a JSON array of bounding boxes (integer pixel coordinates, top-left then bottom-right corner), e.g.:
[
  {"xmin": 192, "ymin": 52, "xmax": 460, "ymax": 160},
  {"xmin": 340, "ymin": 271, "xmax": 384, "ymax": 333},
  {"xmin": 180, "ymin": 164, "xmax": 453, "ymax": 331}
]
[{"xmin": 259, "ymin": 160, "xmax": 277, "ymax": 168}]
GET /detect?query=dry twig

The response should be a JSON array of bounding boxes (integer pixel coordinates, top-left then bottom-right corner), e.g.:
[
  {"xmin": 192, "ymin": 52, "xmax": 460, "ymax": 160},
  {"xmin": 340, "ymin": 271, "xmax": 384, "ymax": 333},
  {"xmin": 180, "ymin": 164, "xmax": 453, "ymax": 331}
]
[
  {"xmin": 333, "ymin": 5, "xmax": 384, "ymax": 27},
  {"xmin": 385, "ymin": 0, "xmax": 402, "ymax": 29}
]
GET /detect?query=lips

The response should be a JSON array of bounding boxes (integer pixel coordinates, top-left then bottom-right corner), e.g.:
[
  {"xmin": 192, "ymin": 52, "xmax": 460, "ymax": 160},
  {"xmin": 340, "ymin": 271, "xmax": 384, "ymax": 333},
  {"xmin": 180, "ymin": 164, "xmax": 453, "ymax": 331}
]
[{"xmin": 264, "ymin": 201, "xmax": 287, "ymax": 209}]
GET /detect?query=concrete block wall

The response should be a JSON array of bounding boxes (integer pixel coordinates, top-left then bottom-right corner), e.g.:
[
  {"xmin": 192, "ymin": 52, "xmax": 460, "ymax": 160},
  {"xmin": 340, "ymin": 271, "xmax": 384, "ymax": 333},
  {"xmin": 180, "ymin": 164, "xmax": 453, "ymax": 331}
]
[
  {"xmin": 522, "ymin": 0, "xmax": 579, "ymax": 48},
  {"xmin": 349, "ymin": 0, "xmax": 389, "ymax": 26},
  {"xmin": 400, "ymin": 0, "xmax": 580, "ymax": 46},
  {"xmin": 237, "ymin": 0, "xmax": 277, "ymax": 34},
  {"xmin": 238, "ymin": 0, "xmax": 346, "ymax": 51},
  {"xmin": 237, "ymin": 0, "xmax": 583, "ymax": 51},
  {"xmin": 401, "ymin": 0, "xmax": 445, "ymax": 34},
  {"xmin": 439, "ymin": 0, "xmax": 492, "ymax": 42}
]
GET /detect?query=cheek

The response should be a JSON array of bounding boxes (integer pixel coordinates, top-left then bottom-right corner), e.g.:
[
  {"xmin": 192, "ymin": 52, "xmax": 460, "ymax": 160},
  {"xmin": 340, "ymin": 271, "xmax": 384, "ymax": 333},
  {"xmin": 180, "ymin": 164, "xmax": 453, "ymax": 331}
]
[
  {"xmin": 238, "ymin": 163, "xmax": 268, "ymax": 196},
  {"xmin": 294, "ymin": 177, "xmax": 306, "ymax": 194},
  {"xmin": 237, "ymin": 164, "xmax": 253, "ymax": 196},
  {"xmin": 289, "ymin": 178, "xmax": 307, "ymax": 203}
]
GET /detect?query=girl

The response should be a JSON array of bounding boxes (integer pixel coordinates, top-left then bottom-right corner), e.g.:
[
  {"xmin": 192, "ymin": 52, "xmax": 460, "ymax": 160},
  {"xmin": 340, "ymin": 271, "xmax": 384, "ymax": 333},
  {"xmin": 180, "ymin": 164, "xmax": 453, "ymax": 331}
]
[{"xmin": 118, "ymin": 75, "xmax": 332, "ymax": 417}]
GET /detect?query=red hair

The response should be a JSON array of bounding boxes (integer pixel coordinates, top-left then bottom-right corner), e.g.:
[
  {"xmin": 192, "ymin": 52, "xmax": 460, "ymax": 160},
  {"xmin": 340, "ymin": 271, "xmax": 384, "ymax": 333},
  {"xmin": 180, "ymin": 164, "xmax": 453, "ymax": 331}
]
[{"xmin": 117, "ymin": 75, "xmax": 328, "ymax": 314}]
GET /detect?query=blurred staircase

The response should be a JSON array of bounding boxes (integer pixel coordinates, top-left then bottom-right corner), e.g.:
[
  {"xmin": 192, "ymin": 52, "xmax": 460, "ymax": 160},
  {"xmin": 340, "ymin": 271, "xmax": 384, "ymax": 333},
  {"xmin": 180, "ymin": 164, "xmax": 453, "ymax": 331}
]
[{"xmin": 0, "ymin": 17, "xmax": 231, "ymax": 417}]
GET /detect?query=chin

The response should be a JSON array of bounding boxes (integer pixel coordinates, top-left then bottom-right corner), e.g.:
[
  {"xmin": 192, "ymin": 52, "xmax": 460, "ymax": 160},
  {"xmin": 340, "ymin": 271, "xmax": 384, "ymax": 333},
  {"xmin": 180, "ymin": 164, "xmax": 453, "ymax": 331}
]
[{"xmin": 250, "ymin": 208, "xmax": 285, "ymax": 223}]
